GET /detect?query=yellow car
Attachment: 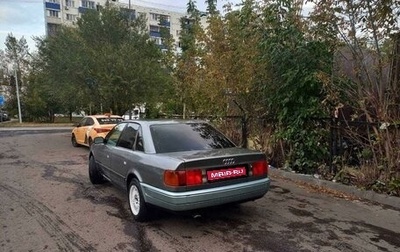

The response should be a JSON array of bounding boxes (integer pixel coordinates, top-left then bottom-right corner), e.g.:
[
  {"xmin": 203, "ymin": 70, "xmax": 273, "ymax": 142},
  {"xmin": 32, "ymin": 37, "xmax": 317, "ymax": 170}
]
[{"xmin": 71, "ymin": 114, "xmax": 124, "ymax": 147}]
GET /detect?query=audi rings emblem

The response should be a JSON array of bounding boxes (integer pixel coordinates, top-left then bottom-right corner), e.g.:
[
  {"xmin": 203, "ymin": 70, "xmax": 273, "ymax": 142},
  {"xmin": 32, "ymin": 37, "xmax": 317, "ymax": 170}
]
[{"xmin": 222, "ymin": 158, "xmax": 235, "ymax": 165}]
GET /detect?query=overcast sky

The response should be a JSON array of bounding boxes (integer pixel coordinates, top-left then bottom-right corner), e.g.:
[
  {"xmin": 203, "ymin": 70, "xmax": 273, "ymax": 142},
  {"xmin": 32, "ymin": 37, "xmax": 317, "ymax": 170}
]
[{"xmin": 0, "ymin": 0, "xmax": 46, "ymax": 52}]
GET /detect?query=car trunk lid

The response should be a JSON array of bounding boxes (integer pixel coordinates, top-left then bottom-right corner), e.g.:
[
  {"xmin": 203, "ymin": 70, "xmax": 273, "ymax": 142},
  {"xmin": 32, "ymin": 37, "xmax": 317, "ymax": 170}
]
[{"xmin": 159, "ymin": 148, "xmax": 268, "ymax": 188}]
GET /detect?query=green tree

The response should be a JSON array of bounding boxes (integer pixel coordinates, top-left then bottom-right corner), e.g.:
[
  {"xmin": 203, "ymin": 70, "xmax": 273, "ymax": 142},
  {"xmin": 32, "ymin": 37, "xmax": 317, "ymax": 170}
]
[
  {"xmin": 2, "ymin": 34, "xmax": 31, "ymax": 118},
  {"xmin": 255, "ymin": 0, "xmax": 332, "ymax": 173},
  {"xmin": 174, "ymin": 0, "xmax": 205, "ymax": 117},
  {"xmin": 30, "ymin": 26, "xmax": 88, "ymax": 121},
  {"xmin": 35, "ymin": 4, "xmax": 172, "ymax": 119},
  {"xmin": 309, "ymin": 0, "xmax": 400, "ymax": 189},
  {"xmin": 205, "ymin": 0, "xmax": 218, "ymax": 15}
]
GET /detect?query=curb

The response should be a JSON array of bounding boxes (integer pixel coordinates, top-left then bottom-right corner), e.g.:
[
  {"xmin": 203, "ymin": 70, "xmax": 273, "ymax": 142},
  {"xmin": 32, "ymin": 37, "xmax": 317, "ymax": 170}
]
[
  {"xmin": 0, "ymin": 127, "xmax": 73, "ymax": 131},
  {"xmin": 0, "ymin": 127, "xmax": 73, "ymax": 137},
  {"xmin": 270, "ymin": 168, "xmax": 400, "ymax": 210}
]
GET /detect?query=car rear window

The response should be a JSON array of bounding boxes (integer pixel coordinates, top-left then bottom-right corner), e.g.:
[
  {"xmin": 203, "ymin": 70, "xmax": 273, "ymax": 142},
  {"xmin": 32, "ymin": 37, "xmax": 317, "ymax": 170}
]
[
  {"xmin": 97, "ymin": 117, "xmax": 124, "ymax": 124},
  {"xmin": 150, "ymin": 123, "xmax": 235, "ymax": 153}
]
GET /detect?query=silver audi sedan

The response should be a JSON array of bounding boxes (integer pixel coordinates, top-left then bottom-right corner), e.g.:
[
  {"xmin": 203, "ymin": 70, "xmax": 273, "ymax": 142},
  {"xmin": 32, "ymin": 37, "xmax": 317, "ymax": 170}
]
[{"xmin": 89, "ymin": 119, "xmax": 270, "ymax": 221}]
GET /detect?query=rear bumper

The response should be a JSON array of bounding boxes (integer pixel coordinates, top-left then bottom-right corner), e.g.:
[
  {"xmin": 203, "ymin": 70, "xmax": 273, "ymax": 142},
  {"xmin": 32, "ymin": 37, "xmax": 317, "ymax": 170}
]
[{"xmin": 141, "ymin": 177, "xmax": 270, "ymax": 211}]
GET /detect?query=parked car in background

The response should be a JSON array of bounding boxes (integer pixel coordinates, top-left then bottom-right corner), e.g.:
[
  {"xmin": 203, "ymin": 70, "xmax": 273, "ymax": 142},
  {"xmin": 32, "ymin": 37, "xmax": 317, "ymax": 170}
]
[
  {"xmin": 89, "ymin": 120, "xmax": 270, "ymax": 221},
  {"xmin": 122, "ymin": 108, "xmax": 140, "ymax": 120},
  {"xmin": 0, "ymin": 110, "xmax": 10, "ymax": 121},
  {"xmin": 122, "ymin": 104, "xmax": 145, "ymax": 120},
  {"xmin": 71, "ymin": 114, "xmax": 124, "ymax": 147}
]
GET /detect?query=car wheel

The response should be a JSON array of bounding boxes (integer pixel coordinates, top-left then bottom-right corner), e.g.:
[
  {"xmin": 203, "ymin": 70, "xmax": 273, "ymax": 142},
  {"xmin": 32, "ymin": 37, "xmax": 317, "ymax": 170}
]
[
  {"xmin": 128, "ymin": 179, "xmax": 148, "ymax": 222},
  {"xmin": 88, "ymin": 137, "xmax": 93, "ymax": 147},
  {"xmin": 89, "ymin": 156, "xmax": 105, "ymax": 184},
  {"xmin": 71, "ymin": 134, "xmax": 79, "ymax": 147}
]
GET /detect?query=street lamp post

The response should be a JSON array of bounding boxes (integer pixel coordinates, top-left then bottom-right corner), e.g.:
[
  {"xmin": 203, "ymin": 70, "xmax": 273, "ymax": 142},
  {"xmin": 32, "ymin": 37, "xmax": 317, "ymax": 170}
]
[{"xmin": 14, "ymin": 69, "xmax": 22, "ymax": 123}]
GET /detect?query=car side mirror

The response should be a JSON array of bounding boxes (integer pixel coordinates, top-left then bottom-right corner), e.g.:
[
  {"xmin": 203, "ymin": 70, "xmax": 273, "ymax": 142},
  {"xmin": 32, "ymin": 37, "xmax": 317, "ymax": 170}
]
[{"xmin": 93, "ymin": 137, "xmax": 105, "ymax": 144}]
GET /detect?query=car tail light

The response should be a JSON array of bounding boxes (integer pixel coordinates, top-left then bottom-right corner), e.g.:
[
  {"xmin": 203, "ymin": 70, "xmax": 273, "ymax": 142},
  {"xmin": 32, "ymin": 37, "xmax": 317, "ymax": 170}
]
[
  {"xmin": 252, "ymin": 160, "xmax": 268, "ymax": 176},
  {"xmin": 164, "ymin": 169, "xmax": 202, "ymax": 186},
  {"xmin": 164, "ymin": 170, "xmax": 185, "ymax": 186},
  {"xmin": 186, "ymin": 170, "xmax": 202, "ymax": 185},
  {"xmin": 94, "ymin": 128, "xmax": 110, "ymax": 133}
]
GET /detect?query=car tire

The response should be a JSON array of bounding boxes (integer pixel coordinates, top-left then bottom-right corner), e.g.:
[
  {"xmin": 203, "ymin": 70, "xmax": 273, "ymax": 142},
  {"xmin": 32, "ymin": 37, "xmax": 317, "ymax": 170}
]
[
  {"xmin": 88, "ymin": 137, "xmax": 93, "ymax": 147},
  {"xmin": 89, "ymin": 156, "xmax": 105, "ymax": 184},
  {"xmin": 128, "ymin": 179, "xmax": 148, "ymax": 222},
  {"xmin": 71, "ymin": 134, "xmax": 79, "ymax": 147}
]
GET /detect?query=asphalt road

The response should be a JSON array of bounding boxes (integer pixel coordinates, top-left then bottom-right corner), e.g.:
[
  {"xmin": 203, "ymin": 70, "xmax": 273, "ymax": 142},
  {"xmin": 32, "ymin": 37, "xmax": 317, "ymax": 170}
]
[{"xmin": 0, "ymin": 128, "xmax": 399, "ymax": 252}]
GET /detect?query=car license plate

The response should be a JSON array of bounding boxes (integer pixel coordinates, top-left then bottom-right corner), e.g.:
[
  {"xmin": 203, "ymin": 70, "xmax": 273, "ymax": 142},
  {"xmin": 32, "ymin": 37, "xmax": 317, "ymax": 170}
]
[{"xmin": 207, "ymin": 167, "xmax": 247, "ymax": 181}]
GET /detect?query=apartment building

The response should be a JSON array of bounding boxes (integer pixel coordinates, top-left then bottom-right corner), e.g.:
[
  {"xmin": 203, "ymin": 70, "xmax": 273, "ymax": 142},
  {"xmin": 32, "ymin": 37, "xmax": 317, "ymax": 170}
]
[{"xmin": 43, "ymin": 0, "xmax": 199, "ymax": 51}]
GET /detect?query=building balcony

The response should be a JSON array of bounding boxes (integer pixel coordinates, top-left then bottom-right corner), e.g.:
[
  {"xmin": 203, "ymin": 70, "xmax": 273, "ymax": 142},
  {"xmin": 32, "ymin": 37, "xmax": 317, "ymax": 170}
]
[
  {"xmin": 159, "ymin": 20, "xmax": 170, "ymax": 27},
  {"xmin": 46, "ymin": 16, "xmax": 62, "ymax": 24},
  {"xmin": 121, "ymin": 8, "xmax": 136, "ymax": 20},
  {"xmin": 150, "ymin": 31, "xmax": 161, "ymax": 37},
  {"xmin": 78, "ymin": 7, "xmax": 95, "ymax": 14},
  {"xmin": 45, "ymin": 2, "xmax": 60, "ymax": 10},
  {"xmin": 157, "ymin": 44, "xmax": 167, "ymax": 50}
]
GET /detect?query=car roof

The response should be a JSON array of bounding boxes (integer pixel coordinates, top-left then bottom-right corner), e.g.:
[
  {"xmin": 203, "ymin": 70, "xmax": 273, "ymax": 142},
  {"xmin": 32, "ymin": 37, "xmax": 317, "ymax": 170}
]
[
  {"xmin": 122, "ymin": 119, "xmax": 207, "ymax": 126},
  {"xmin": 88, "ymin": 114, "xmax": 123, "ymax": 119}
]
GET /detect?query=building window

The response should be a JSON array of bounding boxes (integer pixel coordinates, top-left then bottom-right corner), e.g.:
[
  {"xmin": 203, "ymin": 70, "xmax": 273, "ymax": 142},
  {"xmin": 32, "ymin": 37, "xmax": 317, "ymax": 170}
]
[
  {"xmin": 48, "ymin": 10, "xmax": 60, "ymax": 18},
  {"xmin": 81, "ymin": 0, "xmax": 95, "ymax": 9},
  {"xmin": 66, "ymin": 14, "xmax": 76, "ymax": 21},
  {"xmin": 150, "ymin": 13, "xmax": 170, "ymax": 22},
  {"xmin": 176, "ymin": 30, "xmax": 180, "ymax": 36},
  {"xmin": 162, "ymin": 15, "xmax": 170, "ymax": 22},
  {"xmin": 65, "ymin": 0, "xmax": 74, "ymax": 7},
  {"xmin": 48, "ymin": 0, "xmax": 60, "ymax": 3},
  {"xmin": 151, "ymin": 37, "xmax": 162, "ymax": 45},
  {"xmin": 150, "ymin": 13, "xmax": 158, "ymax": 21},
  {"xmin": 149, "ymin": 25, "xmax": 159, "ymax": 32}
]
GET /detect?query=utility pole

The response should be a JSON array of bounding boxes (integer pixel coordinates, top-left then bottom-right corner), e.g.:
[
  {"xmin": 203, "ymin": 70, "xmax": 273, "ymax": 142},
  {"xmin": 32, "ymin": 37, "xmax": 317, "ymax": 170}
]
[{"xmin": 14, "ymin": 69, "xmax": 22, "ymax": 123}]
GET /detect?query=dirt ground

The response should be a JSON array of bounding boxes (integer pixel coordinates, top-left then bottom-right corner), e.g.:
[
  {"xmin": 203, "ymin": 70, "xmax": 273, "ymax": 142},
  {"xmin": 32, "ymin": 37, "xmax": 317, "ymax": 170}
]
[{"xmin": 1, "ymin": 129, "xmax": 399, "ymax": 252}]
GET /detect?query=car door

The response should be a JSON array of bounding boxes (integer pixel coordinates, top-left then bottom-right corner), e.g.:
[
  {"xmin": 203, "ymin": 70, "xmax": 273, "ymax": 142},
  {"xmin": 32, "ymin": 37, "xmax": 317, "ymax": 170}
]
[
  {"xmin": 83, "ymin": 117, "xmax": 95, "ymax": 145},
  {"xmin": 98, "ymin": 123, "xmax": 126, "ymax": 181},
  {"xmin": 74, "ymin": 117, "xmax": 90, "ymax": 144},
  {"xmin": 108, "ymin": 123, "xmax": 142, "ymax": 188}
]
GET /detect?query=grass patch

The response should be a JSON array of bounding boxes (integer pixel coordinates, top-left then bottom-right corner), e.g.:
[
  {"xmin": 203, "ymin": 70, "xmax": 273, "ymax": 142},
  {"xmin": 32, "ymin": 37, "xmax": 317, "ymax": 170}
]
[
  {"xmin": 0, "ymin": 117, "xmax": 81, "ymax": 127},
  {"xmin": 0, "ymin": 121, "xmax": 74, "ymax": 127}
]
